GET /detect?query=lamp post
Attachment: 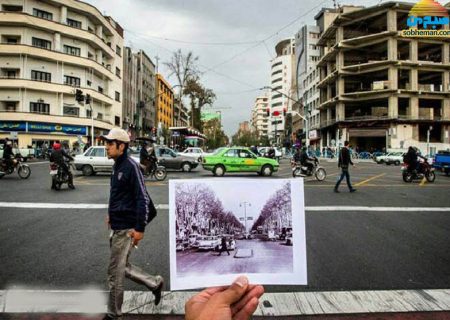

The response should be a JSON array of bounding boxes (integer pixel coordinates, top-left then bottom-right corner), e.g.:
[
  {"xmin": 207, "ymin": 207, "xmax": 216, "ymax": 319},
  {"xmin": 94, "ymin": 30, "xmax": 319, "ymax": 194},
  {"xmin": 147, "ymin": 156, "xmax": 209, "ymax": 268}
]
[
  {"xmin": 239, "ymin": 201, "xmax": 251, "ymax": 232},
  {"xmin": 89, "ymin": 104, "xmax": 94, "ymax": 146},
  {"xmin": 427, "ymin": 125, "xmax": 433, "ymax": 157}
]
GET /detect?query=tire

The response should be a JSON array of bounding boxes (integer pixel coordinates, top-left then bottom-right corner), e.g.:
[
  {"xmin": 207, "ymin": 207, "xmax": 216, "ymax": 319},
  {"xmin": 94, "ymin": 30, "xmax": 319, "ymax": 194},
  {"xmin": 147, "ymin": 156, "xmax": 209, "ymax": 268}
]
[
  {"xmin": 82, "ymin": 165, "xmax": 94, "ymax": 176},
  {"xmin": 54, "ymin": 182, "xmax": 61, "ymax": 190},
  {"xmin": 213, "ymin": 165, "xmax": 225, "ymax": 177},
  {"xmin": 403, "ymin": 173, "xmax": 413, "ymax": 183},
  {"xmin": 261, "ymin": 164, "xmax": 273, "ymax": 177},
  {"xmin": 292, "ymin": 168, "xmax": 301, "ymax": 178},
  {"xmin": 395, "ymin": 160, "xmax": 400, "ymax": 166},
  {"xmin": 154, "ymin": 168, "xmax": 167, "ymax": 181},
  {"xmin": 426, "ymin": 171, "xmax": 436, "ymax": 183},
  {"xmin": 181, "ymin": 162, "xmax": 192, "ymax": 172},
  {"xmin": 18, "ymin": 165, "xmax": 31, "ymax": 179},
  {"xmin": 378, "ymin": 160, "xmax": 384, "ymax": 164},
  {"xmin": 315, "ymin": 168, "xmax": 327, "ymax": 181}
]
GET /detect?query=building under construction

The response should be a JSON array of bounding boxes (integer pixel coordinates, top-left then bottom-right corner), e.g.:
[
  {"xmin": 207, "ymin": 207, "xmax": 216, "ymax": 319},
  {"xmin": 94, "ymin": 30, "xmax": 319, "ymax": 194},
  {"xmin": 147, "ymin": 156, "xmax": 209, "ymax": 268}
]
[{"xmin": 316, "ymin": 2, "xmax": 450, "ymax": 153}]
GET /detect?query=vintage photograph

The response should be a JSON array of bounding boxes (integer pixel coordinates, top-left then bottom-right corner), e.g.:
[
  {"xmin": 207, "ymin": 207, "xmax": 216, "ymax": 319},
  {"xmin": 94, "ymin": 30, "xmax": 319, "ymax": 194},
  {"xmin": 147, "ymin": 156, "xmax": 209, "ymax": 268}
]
[{"xmin": 169, "ymin": 179, "xmax": 307, "ymax": 290}]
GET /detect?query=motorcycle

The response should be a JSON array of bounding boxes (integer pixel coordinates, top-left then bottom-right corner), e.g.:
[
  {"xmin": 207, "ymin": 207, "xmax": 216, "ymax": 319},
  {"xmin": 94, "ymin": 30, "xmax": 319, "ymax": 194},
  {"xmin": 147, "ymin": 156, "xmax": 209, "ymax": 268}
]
[
  {"xmin": 0, "ymin": 154, "xmax": 31, "ymax": 179},
  {"xmin": 141, "ymin": 160, "xmax": 167, "ymax": 181},
  {"xmin": 50, "ymin": 160, "xmax": 74, "ymax": 190},
  {"xmin": 291, "ymin": 157, "xmax": 327, "ymax": 181},
  {"xmin": 401, "ymin": 159, "xmax": 435, "ymax": 183}
]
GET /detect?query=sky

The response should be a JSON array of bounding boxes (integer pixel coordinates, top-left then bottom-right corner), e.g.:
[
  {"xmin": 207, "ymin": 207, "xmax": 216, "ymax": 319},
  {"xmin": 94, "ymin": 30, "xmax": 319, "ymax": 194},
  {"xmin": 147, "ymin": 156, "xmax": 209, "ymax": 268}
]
[{"xmin": 87, "ymin": 0, "xmax": 410, "ymax": 136}]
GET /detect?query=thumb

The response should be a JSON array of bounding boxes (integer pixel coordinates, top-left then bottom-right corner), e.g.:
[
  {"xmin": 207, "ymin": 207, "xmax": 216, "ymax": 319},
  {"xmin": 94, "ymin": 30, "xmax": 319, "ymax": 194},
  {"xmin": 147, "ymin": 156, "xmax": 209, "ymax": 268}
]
[{"xmin": 218, "ymin": 276, "xmax": 249, "ymax": 305}]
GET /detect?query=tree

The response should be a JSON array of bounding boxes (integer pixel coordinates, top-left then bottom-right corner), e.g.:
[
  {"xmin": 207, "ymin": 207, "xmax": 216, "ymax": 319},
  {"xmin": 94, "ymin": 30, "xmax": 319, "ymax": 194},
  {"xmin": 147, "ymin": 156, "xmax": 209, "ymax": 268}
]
[
  {"xmin": 183, "ymin": 77, "xmax": 216, "ymax": 131},
  {"xmin": 203, "ymin": 118, "xmax": 227, "ymax": 149}
]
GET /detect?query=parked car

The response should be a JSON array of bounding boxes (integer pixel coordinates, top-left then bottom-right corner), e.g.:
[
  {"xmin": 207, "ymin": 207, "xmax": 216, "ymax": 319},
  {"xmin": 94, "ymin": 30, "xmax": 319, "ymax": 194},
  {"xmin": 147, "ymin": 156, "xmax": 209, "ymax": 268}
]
[
  {"xmin": 74, "ymin": 146, "xmax": 114, "ymax": 176},
  {"xmin": 258, "ymin": 147, "xmax": 282, "ymax": 160},
  {"xmin": 385, "ymin": 152, "xmax": 406, "ymax": 165},
  {"xmin": 176, "ymin": 238, "xmax": 189, "ymax": 251},
  {"xmin": 156, "ymin": 146, "xmax": 199, "ymax": 172},
  {"xmin": 195, "ymin": 235, "xmax": 220, "ymax": 251},
  {"xmin": 202, "ymin": 147, "xmax": 279, "ymax": 176},
  {"xmin": 188, "ymin": 234, "xmax": 201, "ymax": 248}
]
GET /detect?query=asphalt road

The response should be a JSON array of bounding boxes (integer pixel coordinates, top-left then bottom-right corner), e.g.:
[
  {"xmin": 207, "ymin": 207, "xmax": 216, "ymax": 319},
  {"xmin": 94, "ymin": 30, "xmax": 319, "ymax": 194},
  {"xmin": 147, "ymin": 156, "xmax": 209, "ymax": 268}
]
[{"xmin": 0, "ymin": 158, "xmax": 449, "ymax": 292}]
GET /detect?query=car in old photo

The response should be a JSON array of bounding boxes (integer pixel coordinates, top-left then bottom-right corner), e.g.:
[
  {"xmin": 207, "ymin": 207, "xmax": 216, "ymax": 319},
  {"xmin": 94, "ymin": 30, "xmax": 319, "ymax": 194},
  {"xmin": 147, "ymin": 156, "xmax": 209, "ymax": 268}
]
[
  {"xmin": 194, "ymin": 235, "xmax": 220, "ymax": 251},
  {"xmin": 202, "ymin": 147, "xmax": 279, "ymax": 176}
]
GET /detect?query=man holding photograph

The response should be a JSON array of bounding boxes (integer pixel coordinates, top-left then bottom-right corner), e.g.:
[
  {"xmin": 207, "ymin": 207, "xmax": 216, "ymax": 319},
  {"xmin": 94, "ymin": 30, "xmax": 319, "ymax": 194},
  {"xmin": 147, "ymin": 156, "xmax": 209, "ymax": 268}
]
[{"xmin": 102, "ymin": 128, "xmax": 163, "ymax": 320}]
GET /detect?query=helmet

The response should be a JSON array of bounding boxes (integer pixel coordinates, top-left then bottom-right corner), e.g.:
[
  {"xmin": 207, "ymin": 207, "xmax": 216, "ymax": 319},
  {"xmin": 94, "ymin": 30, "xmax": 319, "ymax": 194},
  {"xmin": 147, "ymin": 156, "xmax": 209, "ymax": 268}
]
[{"xmin": 53, "ymin": 142, "xmax": 61, "ymax": 150}]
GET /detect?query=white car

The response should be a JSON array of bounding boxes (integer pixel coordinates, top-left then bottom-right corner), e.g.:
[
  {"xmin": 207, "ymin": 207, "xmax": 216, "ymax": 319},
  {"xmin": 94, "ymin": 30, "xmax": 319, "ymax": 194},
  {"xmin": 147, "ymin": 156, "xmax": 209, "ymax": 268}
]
[
  {"xmin": 385, "ymin": 152, "xmax": 406, "ymax": 166},
  {"xmin": 375, "ymin": 152, "xmax": 395, "ymax": 164},
  {"xmin": 74, "ymin": 146, "xmax": 139, "ymax": 176},
  {"xmin": 258, "ymin": 147, "xmax": 282, "ymax": 160},
  {"xmin": 194, "ymin": 236, "xmax": 220, "ymax": 251}
]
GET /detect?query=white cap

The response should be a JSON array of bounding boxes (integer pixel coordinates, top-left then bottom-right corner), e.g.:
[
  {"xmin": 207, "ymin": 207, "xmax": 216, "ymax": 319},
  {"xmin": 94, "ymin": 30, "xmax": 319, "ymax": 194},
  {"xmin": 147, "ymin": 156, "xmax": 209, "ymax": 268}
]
[{"xmin": 101, "ymin": 128, "xmax": 130, "ymax": 143}]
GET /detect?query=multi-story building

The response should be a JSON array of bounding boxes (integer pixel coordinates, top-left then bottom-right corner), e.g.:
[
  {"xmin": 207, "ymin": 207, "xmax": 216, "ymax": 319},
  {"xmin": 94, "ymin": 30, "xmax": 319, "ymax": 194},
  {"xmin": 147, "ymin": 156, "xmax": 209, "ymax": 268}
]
[
  {"xmin": 251, "ymin": 95, "xmax": 269, "ymax": 137},
  {"xmin": 294, "ymin": 24, "xmax": 321, "ymax": 149},
  {"xmin": 156, "ymin": 73, "xmax": 174, "ymax": 131},
  {"xmin": 316, "ymin": 2, "xmax": 450, "ymax": 152},
  {"xmin": 0, "ymin": 0, "xmax": 124, "ymax": 148},
  {"xmin": 122, "ymin": 47, "xmax": 137, "ymax": 137},
  {"xmin": 269, "ymin": 38, "xmax": 295, "ymax": 145},
  {"xmin": 136, "ymin": 50, "xmax": 156, "ymax": 135}
]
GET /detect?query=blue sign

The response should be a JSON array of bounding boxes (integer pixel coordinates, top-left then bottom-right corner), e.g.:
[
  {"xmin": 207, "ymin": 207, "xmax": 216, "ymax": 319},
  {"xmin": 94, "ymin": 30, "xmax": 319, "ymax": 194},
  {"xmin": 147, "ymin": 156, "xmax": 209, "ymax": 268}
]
[
  {"xmin": 0, "ymin": 121, "xmax": 26, "ymax": 132},
  {"xmin": 28, "ymin": 122, "xmax": 87, "ymax": 135}
]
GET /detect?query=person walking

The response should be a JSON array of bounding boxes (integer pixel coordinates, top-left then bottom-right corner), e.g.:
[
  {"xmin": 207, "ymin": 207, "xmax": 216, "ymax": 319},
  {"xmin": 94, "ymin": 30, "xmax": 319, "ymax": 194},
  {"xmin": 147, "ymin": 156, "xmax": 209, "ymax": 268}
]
[
  {"xmin": 218, "ymin": 236, "xmax": 230, "ymax": 256},
  {"xmin": 334, "ymin": 140, "xmax": 356, "ymax": 193},
  {"xmin": 102, "ymin": 128, "xmax": 163, "ymax": 320}
]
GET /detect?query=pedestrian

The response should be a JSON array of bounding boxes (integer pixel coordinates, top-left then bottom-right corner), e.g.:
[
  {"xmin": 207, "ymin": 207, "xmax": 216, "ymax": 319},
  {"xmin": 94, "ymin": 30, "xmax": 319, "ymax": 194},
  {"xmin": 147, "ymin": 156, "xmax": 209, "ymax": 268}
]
[
  {"xmin": 218, "ymin": 236, "xmax": 230, "ymax": 256},
  {"xmin": 334, "ymin": 140, "xmax": 356, "ymax": 193},
  {"xmin": 101, "ymin": 128, "xmax": 163, "ymax": 320},
  {"xmin": 83, "ymin": 142, "xmax": 91, "ymax": 152}
]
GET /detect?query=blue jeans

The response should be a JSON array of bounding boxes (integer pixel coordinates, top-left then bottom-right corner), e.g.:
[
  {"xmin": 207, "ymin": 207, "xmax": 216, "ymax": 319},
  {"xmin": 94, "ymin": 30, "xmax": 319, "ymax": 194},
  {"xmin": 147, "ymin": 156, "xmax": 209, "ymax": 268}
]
[{"xmin": 335, "ymin": 169, "xmax": 353, "ymax": 190}]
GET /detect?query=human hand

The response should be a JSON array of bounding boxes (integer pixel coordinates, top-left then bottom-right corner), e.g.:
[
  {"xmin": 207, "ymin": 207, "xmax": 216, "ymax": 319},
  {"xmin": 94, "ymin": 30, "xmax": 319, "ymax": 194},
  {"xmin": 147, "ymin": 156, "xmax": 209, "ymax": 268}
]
[
  {"xmin": 128, "ymin": 229, "xmax": 144, "ymax": 246},
  {"xmin": 185, "ymin": 275, "xmax": 264, "ymax": 320},
  {"xmin": 105, "ymin": 215, "xmax": 110, "ymax": 228}
]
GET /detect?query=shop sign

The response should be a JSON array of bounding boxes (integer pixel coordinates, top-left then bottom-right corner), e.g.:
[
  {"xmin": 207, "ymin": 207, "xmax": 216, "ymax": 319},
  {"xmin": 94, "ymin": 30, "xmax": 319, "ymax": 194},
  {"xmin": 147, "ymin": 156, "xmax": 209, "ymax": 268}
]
[
  {"xmin": 28, "ymin": 122, "xmax": 87, "ymax": 135},
  {"xmin": 308, "ymin": 130, "xmax": 318, "ymax": 140},
  {"xmin": 0, "ymin": 121, "xmax": 26, "ymax": 132}
]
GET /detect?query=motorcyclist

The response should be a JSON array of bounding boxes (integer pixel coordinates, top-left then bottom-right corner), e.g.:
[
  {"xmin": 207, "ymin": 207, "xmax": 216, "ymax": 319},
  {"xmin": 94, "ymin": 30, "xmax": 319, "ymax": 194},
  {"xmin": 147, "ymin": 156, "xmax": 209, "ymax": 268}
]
[
  {"xmin": 50, "ymin": 142, "xmax": 75, "ymax": 189},
  {"xmin": 300, "ymin": 146, "xmax": 314, "ymax": 174},
  {"xmin": 293, "ymin": 147, "xmax": 301, "ymax": 163},
  {"xmin": 2, "ymin": 139, "xmax": 14, "ymax": 171},
  {"xmin": 403, "ymin": 146, "xmax": 419, "ymax": 175},
  {"xmin": 267, "ymin": 146, "xmax": 275, "ymax": 159}
]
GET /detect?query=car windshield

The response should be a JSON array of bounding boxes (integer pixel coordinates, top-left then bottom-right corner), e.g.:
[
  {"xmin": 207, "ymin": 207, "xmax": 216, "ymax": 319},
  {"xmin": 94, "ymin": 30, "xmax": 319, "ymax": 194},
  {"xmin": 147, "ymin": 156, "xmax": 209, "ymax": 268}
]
[{"xmin": 213, "ymin": 147, "xmax": 226, "ymax": 155}]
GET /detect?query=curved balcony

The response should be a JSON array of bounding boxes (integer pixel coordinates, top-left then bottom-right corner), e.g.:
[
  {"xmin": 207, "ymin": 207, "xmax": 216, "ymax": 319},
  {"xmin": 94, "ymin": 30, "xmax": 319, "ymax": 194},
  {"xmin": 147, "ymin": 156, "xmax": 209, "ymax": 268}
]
[
  {"xmin": 0, "ymin": 78, "xmax": 114, "ymax": 106},
  {"xmin": 0, "ymin": 12, "xmax": 115, "ymax": 58},
  {"xmin": 0, "ymin": 44, "xmax": 114, "ymax": 81}
]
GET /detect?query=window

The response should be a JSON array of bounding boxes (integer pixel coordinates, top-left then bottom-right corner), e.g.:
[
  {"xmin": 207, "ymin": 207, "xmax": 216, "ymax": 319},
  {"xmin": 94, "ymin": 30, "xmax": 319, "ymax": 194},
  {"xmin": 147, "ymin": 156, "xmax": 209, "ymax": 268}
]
[
  {"xmin": 86, "ymin": 109, "xmax": 92, "ymax": 118},
  {"xmin": 271, "ymin": 78, "xmax": 282, "ymax": 84},
  {"xmin": 64, "ymin": 45, "xmax": 81, "ymax": 56},
  {"xmin": 33, "ymin": 8, "xmax": 53, "ymax": 20},
  {"xmin": 90, "ymin": 148, "xmax": 105, "ymax": 157},
  {"xmin": 97, "ymin": 112, "xmax": 103, "ymax": 120},
  {"xmin": 115, "ymin": 91, "xmax": 120, "ymax": 102},
  {"xmin": 31, "ymin": 70, "xmax": 51, "ymax": 82},
  {"xmin": 224, "ymin": 149, "xmax": 238, "ymax": 157},
  {"xmin": 116, "ymin": 45, "xmax": 121, "ymax": 56},
  {"xmin": 6, "ymin": 70, "xmax": 17, "ymax": 78},
  {"xmin": 115, "ymin": 116, "xmax": 120, "ymax": 126},
  {"xmin": 271, "ymin": 69, "xmax": 282, "ymax": 76},
  {"xmin": 88, "ymin": 52, "xmax": 94, "ymax": 59},
  {"xmin": 32, "ymin": 37, "xmax": 51, "ymax": 50},
  {"xmin": 272, "ymin": 94, "xmax": 282, "ymax": 100},
  {"xmin": 272, "ymin": 61, "xmax": 282, "ymax": 68},
  {"xmin": 63, "ymin": 105, "xmax": 79, "ymax": 116},
  {"xmin": 30, "ymin": 102, "xmax": 50, "ymax": 114},
  {"xmin": 87, "ymin": 80, "xmax": 92, "ymax": 86},
  {"xmin": 5, "ymin": 37, "xmax": 18, "ymax": 44},
  {"xmin": 98, "ymin": 86, "xmax": 103, "ymax": 94},
  {"xmin": 2, "ymin": 5, "xmax": 23, "ymax": 11},
  {"xmin": 64, "ymin": 75, "xmax": 80, "ymax": 87},
  {"xmin": 115, "ymin": 67, "xmax": 121, "ymax": 78},
  {"xmin": 66, "ymin": 18, "xmax": 82, "ymax": 29}
]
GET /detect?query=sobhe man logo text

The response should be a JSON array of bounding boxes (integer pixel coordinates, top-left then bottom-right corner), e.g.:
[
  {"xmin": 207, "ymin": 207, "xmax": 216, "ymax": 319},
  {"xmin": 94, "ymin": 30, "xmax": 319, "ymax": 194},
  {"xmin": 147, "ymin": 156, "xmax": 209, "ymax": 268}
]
[{"xmin": 402, "ymin": 0, "xmax": 450, "ymax": 37}]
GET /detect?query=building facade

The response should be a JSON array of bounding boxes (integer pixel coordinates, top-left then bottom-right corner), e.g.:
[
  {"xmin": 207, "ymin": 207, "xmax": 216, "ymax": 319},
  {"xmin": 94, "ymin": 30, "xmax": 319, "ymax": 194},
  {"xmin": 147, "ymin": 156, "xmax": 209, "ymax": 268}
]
[
  {"xmin": 136, "ymin": 50, "xmax": 156, "ymax": 136},
  {"xmin": 156, "ymin": 73, "xmax": 174, "ymax": 131},
  {"xmin": 269, "ymin": 38, "xmax": 295, "ymax": 145},
  {"xmin": 122, "ymin": 47, "xmax": 137, "ymax": 137},
  {"xmin": 0, "ymin": 0, "xmax": 124, "ymax": 148},
  {"xmin": 316, "ymin": 2, "xmax": 450, "ymax": 153},
  {"xmin": 251, "ymin": 95, "xmax": 269, "ymax": 137}
]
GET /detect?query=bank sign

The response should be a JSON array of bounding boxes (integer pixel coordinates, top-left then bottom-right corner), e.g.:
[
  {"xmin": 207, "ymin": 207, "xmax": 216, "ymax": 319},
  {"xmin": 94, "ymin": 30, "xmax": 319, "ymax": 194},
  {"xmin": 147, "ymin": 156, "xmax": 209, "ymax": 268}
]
[
  {"xmin": 0, "ymin": 121, "xmax": 87, "ymax": 135},
  {"xmin": 402, "ymin": 0, "xmax": 450, "ymax": 37}
]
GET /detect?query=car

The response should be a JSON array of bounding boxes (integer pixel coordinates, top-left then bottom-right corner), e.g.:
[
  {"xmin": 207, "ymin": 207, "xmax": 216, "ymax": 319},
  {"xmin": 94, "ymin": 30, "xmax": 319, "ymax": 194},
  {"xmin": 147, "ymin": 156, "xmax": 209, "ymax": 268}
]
[
  {"xmin": 156, "ymin": 146, "xmax": 199, "ymax": 172},
  {"xmin": 202, "ymin": 147, "xmax": 279, "ymax": 176},
  {"xmin": 188, "ymin": 234, "xmax": 201, "ymax": 247},
  {"xmin": 74, "ymin": 146, "xmax": 115, "ymax": 176},
  {"xmin": 0, "ymin": 145, "xmax": 34, "ymax": 161},
  {"xmin": 286, "ymin": 235, "xmax": 293, "ymax": 246},
  {"xmin": 385, "ymin": 152, "xmax": 406, "ymax": 165},
  {"xmin": 176, "ymin": 238, "xmax": 189, "ymax": 251},
  {"xmin": 257, "ymin": 147, "xmax": 282, "ymax": 160},
  {"xmin": 194, "ymin": 235, "xmax": 220, "ymax": 251}
]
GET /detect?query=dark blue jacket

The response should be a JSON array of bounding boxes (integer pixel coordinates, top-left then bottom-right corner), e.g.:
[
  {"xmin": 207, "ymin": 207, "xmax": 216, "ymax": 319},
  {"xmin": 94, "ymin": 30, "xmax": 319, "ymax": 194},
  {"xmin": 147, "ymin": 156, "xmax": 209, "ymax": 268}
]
[{"xmin": 109, "ymin": 153, "xmax": 156, "ymax": 232}]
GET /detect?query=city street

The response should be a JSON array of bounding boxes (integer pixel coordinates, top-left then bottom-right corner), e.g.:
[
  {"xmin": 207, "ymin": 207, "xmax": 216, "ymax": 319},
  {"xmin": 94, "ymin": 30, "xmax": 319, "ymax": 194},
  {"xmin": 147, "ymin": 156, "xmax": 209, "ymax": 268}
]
[{"xmin": 0, "ymin": 158, "xmax": 450, "ymax": 293}]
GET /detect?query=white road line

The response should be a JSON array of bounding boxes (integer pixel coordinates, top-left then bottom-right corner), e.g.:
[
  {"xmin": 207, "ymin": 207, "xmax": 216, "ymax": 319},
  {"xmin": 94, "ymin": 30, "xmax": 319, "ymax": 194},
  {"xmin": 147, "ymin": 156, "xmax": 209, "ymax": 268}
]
[
  {"xmin": 0, "ymin": 203, "xmax": 449, "ymax": 212},
  {"xmin": 1, "ymin": 289, "xmax": 450, "ymax": 315}
]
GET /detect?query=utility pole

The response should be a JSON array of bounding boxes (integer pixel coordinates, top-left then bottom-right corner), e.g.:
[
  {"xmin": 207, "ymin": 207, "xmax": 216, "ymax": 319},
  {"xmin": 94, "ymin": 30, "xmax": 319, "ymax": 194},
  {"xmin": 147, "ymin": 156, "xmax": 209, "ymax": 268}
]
[
  {"xmin": 239, "ymin": 201, "xmax": 251, "ymax": 233},
  {"xmin": 427, "ymin": 125, "xmax": 433, "ymax": 156}
]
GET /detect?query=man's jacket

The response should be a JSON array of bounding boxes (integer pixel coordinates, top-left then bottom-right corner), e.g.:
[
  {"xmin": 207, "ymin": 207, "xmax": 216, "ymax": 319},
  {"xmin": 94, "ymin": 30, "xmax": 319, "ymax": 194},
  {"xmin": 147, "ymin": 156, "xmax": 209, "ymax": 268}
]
[
  {"xmin": 109, "ymin": 153, "xmax": 157, "ymax": 232},
  {"xmin": 3, "ymin": 145, "xmax": 13, "ymax": 159},
  {"xmin": 338, "ymin": 147, "xmax": 353, "ymax": 168},
  {"xmin": 50, "ymin": 149, "xmax": 73, "ymax": 165}
]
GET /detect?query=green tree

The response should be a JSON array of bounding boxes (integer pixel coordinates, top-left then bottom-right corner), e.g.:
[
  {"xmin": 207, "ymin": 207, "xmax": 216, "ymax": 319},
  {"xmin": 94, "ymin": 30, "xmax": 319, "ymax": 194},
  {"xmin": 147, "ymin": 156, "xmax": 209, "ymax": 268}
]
[
  {"xmin": 183, "ymin": 77, "xmax": 216, "ymax": 131},
  {"xmin": 203, "ymin": 118, "xmax": 227, "ymax": 149}
]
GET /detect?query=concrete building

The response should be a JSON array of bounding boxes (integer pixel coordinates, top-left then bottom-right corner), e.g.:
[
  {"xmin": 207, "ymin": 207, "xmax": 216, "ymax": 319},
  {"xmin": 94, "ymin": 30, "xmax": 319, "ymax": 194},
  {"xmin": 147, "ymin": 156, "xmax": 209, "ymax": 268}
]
[
  {"xmin": 269, "ymin": 38, "xmax": 295, "ymax": 145},
  {"xmin": 0, "ymin": 0, "xmax": 124, "ymax": 148},
  {"xmin": 122, "ymin": 47, "xmax": 137, "ymax": 137},
  {"xmin": 156, "ymin": 73, "xmax": 174, "ymax": 131},
  {"xmin": 251, "ymin": 95, "xmax": 269, "ymax": 137},
  {"xmin": 316, "ymin": 2, "xmax": 450, "ymax": 153},
  {"xmin": 294, "ymin": 24, "xmax": 321, "ymax": 149}
]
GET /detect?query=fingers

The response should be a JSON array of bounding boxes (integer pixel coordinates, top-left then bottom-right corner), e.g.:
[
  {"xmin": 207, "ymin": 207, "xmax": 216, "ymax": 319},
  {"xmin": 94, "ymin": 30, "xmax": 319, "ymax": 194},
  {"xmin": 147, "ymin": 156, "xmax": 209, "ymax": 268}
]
[
  {"xmin": 233, "ymin": 296, "xmax": 260, "ymax": 320},
  {"xmin": 216, "ymin": 276, "xmax": 249, "ymax": 305},
  {"xmin": 231, "ymin": 285, "xmax": 264, "ymax": 316}
]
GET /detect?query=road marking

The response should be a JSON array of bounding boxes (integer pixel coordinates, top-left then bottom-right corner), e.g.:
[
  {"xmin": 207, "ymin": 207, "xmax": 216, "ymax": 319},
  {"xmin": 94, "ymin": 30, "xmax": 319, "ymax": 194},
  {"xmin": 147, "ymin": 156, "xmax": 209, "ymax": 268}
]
[
  {"xmin": 1, "ymin": 289, "xmax": 450, "ymax": 315},
  {"xmin": 354, "ymin": 173, "xmax": 386, "ymax": 186},
  {"xmin": 0, "ymin": 202, "xmax": 448, "ymax": 212}
]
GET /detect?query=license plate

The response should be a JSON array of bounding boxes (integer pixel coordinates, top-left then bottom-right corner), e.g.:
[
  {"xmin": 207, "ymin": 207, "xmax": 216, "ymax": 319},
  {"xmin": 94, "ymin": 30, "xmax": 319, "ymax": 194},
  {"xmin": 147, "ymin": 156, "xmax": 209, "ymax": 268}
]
[{"xmin": 50, "ymin": 170, "xmax": 58, "ymax": 175}]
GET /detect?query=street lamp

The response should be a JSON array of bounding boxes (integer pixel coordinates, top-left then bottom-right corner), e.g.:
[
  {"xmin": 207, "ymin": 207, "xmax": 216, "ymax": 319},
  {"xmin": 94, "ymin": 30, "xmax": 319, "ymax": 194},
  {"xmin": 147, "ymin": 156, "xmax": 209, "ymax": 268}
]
[
  {"xmin": 239, "ymin": 201, "xmax": 251, "ymax": 233},
  {"xmin": 427, "ymin": 125, "xmax": 433, "ymax": 156}
]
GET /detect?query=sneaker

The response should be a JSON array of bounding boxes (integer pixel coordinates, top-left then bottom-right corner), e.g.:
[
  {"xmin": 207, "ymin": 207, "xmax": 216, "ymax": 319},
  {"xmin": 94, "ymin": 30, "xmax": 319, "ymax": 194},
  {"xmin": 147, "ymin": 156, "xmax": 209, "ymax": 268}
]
[
  {"xmin": 153, "ymin": 277, "xmax": 164, "ymax": 306},
  {"xmin": 68, "ymin": 184, "xmax": 76, "ymax": 190},
  {"xmin": 350, "ymin": 188, "xmax": 357, "ymax": 193},
  {"xmin": 334, "ymin": 189, "xmax": 339, "ymax": 193}
]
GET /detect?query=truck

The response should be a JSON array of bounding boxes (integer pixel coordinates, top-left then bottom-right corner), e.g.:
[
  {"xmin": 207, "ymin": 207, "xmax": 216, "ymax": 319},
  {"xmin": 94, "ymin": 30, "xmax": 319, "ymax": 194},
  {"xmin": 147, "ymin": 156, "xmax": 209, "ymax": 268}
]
[
  {"xmin": 433, "ymin": 151, "xmax": 450, "ymax": 176},
  {"xmin": 0, "ymin": 145, "xmax": 35, "ymax": 161}
]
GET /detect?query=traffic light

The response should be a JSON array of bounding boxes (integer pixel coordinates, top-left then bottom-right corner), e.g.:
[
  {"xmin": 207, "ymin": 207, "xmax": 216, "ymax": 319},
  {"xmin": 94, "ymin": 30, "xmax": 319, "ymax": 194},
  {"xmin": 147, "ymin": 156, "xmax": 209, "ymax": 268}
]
[
  {"xmin": 75, "ymin": 89, "xmax": 84, "ymax": 103},
  {"xmin": 266, "ymin": 107, "xmax": 270, "ymax": 116},
  {"xmin": 85, "ymin": 94, "xmax": 91, "ymax": 105}
]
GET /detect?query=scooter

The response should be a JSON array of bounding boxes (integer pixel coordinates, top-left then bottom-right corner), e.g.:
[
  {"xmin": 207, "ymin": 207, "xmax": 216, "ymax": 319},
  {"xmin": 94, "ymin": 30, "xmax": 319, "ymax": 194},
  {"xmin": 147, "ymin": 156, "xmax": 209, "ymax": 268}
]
[
  {"xmin": 0, "ymin": 154, "xmax": 31, "ymax": 179},
  {"xmin": 401, "ymin": 159, "xmax": 435, "ymax": 183},
  {"xmin": 291, "ymin": 157, "xmax": 327, "ymax": 181}
]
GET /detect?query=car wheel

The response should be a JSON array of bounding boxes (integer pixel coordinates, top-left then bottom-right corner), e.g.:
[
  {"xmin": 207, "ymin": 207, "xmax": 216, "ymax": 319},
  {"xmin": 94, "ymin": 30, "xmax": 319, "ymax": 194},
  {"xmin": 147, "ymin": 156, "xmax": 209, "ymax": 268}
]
[
  {"xmin": 395, "ymin": 160, "xmax": 400, "ymax": 166},
  {"xmin": 261, "ymin": 164, "xmax": 273, "ymax": 176},
  {"xmin": 213, "ymin": 165, "xmax": 225, "ymax": 177},
  {"xmin": 82, "ymin": 165, "xmax": 94, "ymax": 176},
  {"xmin": 181, "ymin": 162, "xmax": 192, "ymax": 172}
]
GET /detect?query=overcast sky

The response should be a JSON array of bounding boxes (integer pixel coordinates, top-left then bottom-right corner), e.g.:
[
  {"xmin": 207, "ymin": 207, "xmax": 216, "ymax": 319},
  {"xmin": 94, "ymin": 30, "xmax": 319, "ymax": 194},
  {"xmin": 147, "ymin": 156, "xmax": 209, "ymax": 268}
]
[{"xmin": 88, "ymin": 0, "xmax": 410, "ymax": 136}]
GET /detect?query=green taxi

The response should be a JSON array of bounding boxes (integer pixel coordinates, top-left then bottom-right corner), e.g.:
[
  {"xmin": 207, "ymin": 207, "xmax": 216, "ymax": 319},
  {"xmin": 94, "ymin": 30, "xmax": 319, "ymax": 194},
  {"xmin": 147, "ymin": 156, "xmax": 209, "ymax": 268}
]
[{"xmin": 202, "ymin": 147, "xmax": 279, "ymax": 176}]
